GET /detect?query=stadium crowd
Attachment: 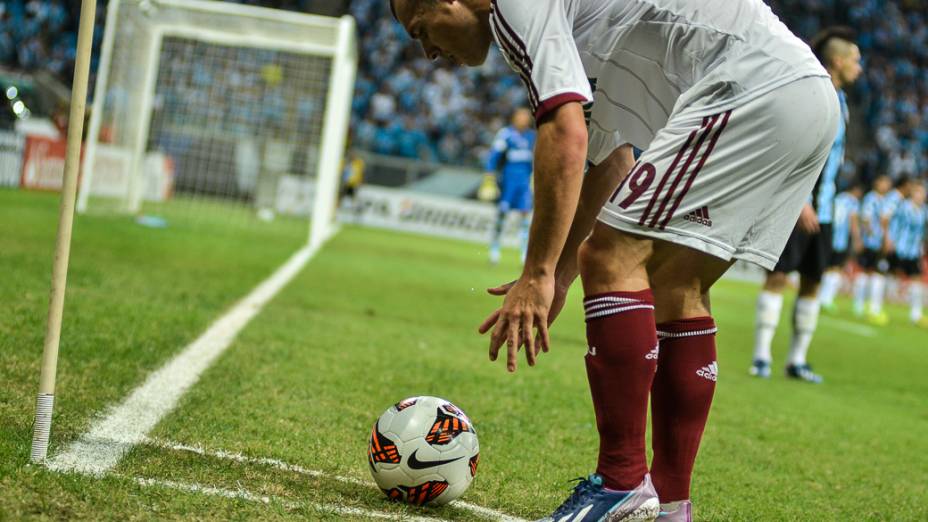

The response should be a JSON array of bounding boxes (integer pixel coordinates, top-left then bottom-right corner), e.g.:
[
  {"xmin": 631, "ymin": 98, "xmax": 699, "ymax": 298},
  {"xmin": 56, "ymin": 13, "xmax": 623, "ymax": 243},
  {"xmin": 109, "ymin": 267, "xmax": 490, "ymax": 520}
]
[{"xmin": 1, "ymin": 0, "xmax": 927, "ymax": 181}]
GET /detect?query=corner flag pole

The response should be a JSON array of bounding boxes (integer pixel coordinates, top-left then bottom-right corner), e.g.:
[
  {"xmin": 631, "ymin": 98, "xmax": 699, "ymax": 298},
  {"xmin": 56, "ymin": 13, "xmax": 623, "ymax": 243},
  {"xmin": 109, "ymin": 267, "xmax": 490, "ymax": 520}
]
[{"xmin": 31, "ymin": 0, "xmax": 97, "ymax": 463}]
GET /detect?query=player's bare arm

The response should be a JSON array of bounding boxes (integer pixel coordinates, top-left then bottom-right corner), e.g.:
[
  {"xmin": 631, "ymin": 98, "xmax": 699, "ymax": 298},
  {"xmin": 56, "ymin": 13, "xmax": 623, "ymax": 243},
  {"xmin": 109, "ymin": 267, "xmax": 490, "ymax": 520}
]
[{"xmin": 478, "ymin": 102, "xmax": 588, "ymax": 372}]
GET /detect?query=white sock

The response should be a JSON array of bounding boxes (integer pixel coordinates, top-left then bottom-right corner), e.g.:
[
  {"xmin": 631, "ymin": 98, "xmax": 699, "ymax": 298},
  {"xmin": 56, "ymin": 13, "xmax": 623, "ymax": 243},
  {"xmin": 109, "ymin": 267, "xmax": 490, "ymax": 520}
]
[
  {"xmin": 753, "ymin": 291, "xmax": 783, "ymax": 363},
  {"xmin": 869, "ymin": 274, "xmax": 886, "ymax": 315},
  {"xmin": 819, "ymin": 272, "xmax": 841, "ymax": 306},
  {"xmin": 910, "ymin": 282, "xmax": 923, "ymax": 323},
  {"xmin": 853, "ymin": 274, "xmax": 868, "ymax": 315},
  {"xmin": 788, "ymin": 297, "xmax": 820, "ymax": 366},
  {"xmin": 519, "ymin": 216, "xmax": 530, "ymax": 264}
]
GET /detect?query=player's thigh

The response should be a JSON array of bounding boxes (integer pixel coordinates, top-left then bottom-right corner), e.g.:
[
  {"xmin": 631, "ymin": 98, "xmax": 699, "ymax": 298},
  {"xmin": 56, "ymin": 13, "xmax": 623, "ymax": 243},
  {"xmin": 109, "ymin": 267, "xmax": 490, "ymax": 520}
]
[
  {"xmin": 600, "ymin": 76, "xmax": 839, "ymax": 271},
  {"xmin": 578, "ymin": 222, "xmax": 654, "ymax": 294},
  {"xmin": 647, "ymin": 240, "xmax": 735, "ymax": 323}
]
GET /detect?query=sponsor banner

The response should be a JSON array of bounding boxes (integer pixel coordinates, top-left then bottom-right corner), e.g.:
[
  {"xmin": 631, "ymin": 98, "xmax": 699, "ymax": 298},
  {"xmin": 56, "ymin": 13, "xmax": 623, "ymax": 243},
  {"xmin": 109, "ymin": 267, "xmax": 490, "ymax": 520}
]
[
  {"xmin": 0, "ymin": 131, "xmax": 24, "ymax": 187},
  {"xmin": 20, "ymin": 134, "xmax": 74, "ymax": 191},
  {"xmin": 345, "ymin": 185, "xmax": 524, "ymax": 247}
]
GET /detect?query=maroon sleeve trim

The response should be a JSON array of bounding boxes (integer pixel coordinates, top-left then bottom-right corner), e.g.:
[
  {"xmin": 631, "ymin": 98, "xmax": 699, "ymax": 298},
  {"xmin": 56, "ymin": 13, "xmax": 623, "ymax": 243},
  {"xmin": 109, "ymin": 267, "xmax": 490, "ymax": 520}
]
[{"xmin": 535, "ymin": 92, "xmax": 589, "ymax": 123}]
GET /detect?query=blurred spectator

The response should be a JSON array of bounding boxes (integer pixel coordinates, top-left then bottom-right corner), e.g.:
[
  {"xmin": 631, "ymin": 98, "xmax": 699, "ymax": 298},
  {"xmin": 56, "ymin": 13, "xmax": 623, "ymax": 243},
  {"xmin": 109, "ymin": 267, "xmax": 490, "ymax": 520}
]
[{"xmin": 1, "ymin": 0, "xmax": 926, "ymax": 180}]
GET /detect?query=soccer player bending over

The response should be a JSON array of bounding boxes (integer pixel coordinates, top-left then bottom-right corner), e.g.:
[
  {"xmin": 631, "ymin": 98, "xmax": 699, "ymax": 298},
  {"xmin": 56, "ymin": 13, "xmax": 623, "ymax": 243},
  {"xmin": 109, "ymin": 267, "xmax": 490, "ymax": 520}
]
[
  {"xmin": 750, "ymin": 27, "xmax": 861, "ymax": 384},
  {"xmin": 391, "ymin": 0, "xmax": 839, "ymax": 520},
  {"xmin": 487, "ymin": 108, "xmax": 536, "ymax": 265}
]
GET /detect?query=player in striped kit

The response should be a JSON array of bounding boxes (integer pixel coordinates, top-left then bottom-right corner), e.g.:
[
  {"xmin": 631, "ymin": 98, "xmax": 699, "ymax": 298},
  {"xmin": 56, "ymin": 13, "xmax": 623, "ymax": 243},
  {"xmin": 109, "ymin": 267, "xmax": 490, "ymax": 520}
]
[
  {"xmin": 487, "ymin": 108, "xmax": 536, "ymax": 265},
  {"xmin": 854, "ymin": 175, "xmax": 900, "ymax": 324},
  {"xmin": 750, "ymin": 27, "xmax": 860, "ymax": 384},
  {"xmin": 819, "ymin": 184, "xmax": 863, "ymax": 311},
  {"xmin": 391, "ymin": 1, "xmax": 839, "ymax": 519},
  {"xmin": 887, "ymin": 183, "xmax": 927, "ymax": 325}
]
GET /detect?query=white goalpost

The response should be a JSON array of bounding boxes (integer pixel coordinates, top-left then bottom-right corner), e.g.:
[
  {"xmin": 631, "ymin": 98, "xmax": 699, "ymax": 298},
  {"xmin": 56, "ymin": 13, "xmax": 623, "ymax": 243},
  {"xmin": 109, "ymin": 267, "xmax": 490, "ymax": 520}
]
[
  {"xmin": 76, "ymin": 0, "xmax": 357, "ymax": 249},
  {"xmin": 33, "ymin": 0, "xmax": 356, "ymax": 462}
]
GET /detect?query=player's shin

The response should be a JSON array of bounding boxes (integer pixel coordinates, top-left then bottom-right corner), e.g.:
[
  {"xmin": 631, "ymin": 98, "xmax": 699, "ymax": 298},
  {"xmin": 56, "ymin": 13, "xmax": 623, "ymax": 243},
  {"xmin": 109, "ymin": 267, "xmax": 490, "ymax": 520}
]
[
  {"xmin": 819, "ymin": 271, "xmax": 841, "ymax": 306},
  {"xmin": 869, "ymin": 273, "xmax": 886, "ymax": 315},
  {"xmin": 519, "ymin": 215, "xmax": 530, "ymax": 264},
  {"xmin": 753, "ymin": 291, "xmax": 783, "ymax": 363},
  {"xmin": 788, "ymin": 297, "xmax": 820, "ymax": 366},
  {"xmin": 650, "ymin": 317, "xmax": 718, "ymax": 503},
  {"xmin": 583, "ymin": 289, "xmax": 657, "ymax": 491},
  {"xmin": 910, "ymin": 282, "xmax": 923, "ymax": 323},
  {"xmin": 853, "ymin": 273, "xmax": 868, "ymax": 316}
]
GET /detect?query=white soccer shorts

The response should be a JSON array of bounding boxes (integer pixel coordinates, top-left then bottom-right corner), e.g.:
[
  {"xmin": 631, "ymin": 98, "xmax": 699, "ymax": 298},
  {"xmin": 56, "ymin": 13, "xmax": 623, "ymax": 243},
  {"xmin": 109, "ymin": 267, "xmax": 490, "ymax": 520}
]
[{"xmin": 598, "ymin": 76, "xmax": 840, "ymax": 270}]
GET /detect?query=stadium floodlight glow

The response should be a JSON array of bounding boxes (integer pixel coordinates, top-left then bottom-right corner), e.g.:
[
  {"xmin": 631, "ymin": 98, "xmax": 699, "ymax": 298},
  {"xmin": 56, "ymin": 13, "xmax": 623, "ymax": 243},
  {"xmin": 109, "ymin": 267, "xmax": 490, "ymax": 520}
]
[
  {"xmin": 31, "ymin": 0, "xmax": 97, "ymax": 463},
  {"xmin": 12, "ymin": 100, "xmax": 25, "ymax": 115},
  {"xmin": 6, "ymin": 86, "xmax": 17, "ymax": 99}
]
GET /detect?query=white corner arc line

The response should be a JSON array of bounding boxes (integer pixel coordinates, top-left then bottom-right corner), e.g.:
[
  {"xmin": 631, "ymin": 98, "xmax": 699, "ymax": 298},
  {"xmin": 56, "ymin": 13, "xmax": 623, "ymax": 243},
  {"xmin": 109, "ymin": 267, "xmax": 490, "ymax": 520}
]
[
  {"xmin": 146, "ymin": 438, "xmax": 528, "ymax": 522},
  {"xmin": 128, "ymin": 475, "xmax": 451, "ymax": 522},
  {"xmin": 47, "ymin": 236, "xmax": 332, "ymax": 476}
]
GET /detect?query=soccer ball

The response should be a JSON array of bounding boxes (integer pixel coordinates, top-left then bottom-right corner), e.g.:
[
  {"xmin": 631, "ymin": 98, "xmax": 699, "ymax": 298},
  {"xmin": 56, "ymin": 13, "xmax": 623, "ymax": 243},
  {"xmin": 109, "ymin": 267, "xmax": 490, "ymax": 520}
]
[{"xmin": 368, "ymin": 396, "xmax": 479, "ymax": 506}]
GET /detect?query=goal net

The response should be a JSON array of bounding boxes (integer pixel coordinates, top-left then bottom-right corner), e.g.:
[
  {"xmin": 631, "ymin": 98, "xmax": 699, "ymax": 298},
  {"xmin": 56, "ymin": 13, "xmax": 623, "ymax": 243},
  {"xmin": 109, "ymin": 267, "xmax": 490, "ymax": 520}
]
[{"xmin": 77, "ymin": 0, "xmax": 356, "ymax": 248}]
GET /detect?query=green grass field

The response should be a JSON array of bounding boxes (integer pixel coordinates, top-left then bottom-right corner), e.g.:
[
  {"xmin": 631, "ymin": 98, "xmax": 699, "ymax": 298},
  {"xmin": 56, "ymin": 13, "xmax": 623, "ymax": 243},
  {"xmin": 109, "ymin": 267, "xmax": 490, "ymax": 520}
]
[{"xmin": 2, "ymin": 188, "xmax": 926, "ymax": 521}]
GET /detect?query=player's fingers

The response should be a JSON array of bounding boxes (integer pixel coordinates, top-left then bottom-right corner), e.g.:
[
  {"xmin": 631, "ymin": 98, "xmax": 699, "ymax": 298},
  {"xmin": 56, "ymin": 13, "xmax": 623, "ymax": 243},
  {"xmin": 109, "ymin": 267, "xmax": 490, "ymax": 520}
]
[
  {"xmin": 537, "ymin": 316, "xmax": 551, "ymax": 354},
  {"xmin": 507, "ymin": 319, "xmax": 520, "ymax": 372},
  {"xmin": 522, "ymin": 313, "xmax": 536, "ymax": 367},
  {"xmin": 487, "ymin": 280, "xmax": 517, "ymax": 296},
  {"xmin": 489, "ymin": 318, "xmax": 507, "ymax": 361},
  {"xmin": 478, "ymin": 309, "xmax": 501, "ymax": 334}
]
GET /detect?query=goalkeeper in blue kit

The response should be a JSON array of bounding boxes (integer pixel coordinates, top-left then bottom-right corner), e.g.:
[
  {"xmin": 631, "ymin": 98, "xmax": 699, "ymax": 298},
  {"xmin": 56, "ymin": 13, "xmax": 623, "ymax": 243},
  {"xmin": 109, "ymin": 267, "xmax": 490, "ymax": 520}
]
[{"xmin": 486, "ymin": 108, "xmax": 535, "ymax": 265}]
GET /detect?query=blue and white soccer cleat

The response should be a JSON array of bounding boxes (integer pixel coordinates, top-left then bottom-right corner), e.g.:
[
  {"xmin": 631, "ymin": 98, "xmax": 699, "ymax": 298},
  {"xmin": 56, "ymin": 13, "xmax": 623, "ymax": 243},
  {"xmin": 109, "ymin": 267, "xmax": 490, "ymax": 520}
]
[
  {"xmin": 656, "ymin": 500, "xmax": 692, "ymax": 521},
  {"xmin": 538, "ymin": 473, "xmax": 659, "ymax": 522},
  {"xmin": 785, "ymin": 363, "xmax": 824, "ymax": 384},
  {"xmin": 748, "ymin": 359, "xmax": 771, "ymax": 379}
]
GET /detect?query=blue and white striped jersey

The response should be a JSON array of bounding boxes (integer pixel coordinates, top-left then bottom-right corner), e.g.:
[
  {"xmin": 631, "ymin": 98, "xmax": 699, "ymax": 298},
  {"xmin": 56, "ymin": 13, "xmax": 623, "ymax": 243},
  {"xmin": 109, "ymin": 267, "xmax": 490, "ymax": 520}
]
[
  {"xmin": 486, "ymin": 126, "xmax": 535, "ymax": 186},
  {"xmin": 890, "ymin": 200, "xmax": 927, "ymax": 260},
  {"xmin": 883, "ymin": 189, "xmax": 906, "ymax": 244},
  {"xmin": 813, "ymin": 90, "xmax": 848, "ymax": 224},
  {"xmin": 861, "ymin": 191, "xmax": 887, "ymax": 250},
  {"xmin": 832, "ymin": 191, "xmax": 859, "ymax": 252}
]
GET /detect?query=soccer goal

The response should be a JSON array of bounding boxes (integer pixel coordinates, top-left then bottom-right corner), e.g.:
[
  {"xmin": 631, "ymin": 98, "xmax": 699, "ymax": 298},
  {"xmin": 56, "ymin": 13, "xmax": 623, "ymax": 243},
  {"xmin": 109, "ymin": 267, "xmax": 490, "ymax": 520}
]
[{"xmin": 77, "ymin": 0, "xmax": 357, "ymax": 248}]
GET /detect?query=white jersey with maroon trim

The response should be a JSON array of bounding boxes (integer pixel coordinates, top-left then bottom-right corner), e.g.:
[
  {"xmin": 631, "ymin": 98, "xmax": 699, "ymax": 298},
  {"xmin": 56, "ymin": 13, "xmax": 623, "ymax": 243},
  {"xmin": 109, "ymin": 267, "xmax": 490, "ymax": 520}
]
[{"xmin": 489, "ymin": 0, "xmax": 829, "ymax": 153}]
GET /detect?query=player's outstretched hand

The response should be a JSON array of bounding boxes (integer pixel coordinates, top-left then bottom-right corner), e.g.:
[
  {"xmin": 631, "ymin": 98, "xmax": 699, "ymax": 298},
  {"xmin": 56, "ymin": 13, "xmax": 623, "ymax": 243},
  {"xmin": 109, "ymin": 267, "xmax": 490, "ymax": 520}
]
[{"xmin": 478, "ymin": 275, "xmax": 554, "ymax": 373}]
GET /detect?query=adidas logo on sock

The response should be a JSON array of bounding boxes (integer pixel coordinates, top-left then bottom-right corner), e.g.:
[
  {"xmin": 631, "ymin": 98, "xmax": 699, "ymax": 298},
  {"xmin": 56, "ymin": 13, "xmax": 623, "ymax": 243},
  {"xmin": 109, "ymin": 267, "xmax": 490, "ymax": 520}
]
[
  {"xmin": 697, "ymin": 361, "xmax": 718, "ymax": 381},
  {"xmin": 683, "ymin": 206, "xmax": 713, "ymax": 227},
  {"xmin": 645, "ymin": 344, "xmax": 659, "ymax": 360}
]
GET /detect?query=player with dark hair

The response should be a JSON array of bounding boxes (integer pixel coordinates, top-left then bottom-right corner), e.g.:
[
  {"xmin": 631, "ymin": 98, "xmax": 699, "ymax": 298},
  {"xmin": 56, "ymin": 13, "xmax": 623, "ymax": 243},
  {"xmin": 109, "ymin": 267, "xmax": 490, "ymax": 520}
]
[
  {"xmin": 390, "ymin": 1, "xmax": 839, "ymax": 520},
  {"xmin": 750, "ymin": 26, "xmax": 861, "ymax": 383},
  {"xmin": 487, "ymin": 108, "xmax": 536, "ymax": 265}
]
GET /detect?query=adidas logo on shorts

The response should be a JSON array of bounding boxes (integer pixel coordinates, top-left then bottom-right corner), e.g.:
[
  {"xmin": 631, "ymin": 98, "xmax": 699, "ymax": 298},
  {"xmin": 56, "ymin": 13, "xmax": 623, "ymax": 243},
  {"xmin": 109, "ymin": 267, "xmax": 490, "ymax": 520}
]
[
  {"xmin": 683, "ymin": 206, "xmax": 713, "ymax": 227},
  {"xmin": 645, "ymin": 345, "xmax": 659, "ymax": 360},
  {"xmin": 697, "ymin": 361, "xmax": 718, "ymax": 382}
]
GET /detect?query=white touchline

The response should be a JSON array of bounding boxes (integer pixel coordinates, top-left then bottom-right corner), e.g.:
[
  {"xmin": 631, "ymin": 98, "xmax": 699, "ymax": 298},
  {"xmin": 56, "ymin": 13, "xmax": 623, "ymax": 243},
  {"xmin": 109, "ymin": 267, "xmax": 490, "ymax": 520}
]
[
  {"xmin": 146, "ymin": 438, "xmax": 529, "ymax": 522},
  {"xmin": 128, "ymin": 475, "xmax": 451, "ymax": 522},
  {"xmin": 47, "ymin": 237, "xmax": 331, "ymax": 476},
  {"xmin": 819, "ymin": 316, "xmax": 878, "ymax": 338}
]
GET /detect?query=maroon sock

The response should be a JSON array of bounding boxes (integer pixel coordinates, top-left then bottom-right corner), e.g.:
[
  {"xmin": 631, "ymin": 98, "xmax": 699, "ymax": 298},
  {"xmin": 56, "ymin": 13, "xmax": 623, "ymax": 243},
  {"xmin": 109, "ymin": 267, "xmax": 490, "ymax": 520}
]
[
  {"xmin": 650, "ymin": 317, "xmax": 718, "ymax": 501},
  {"xmin": 584, "ymin": 289, "xmax": 658, "ymax": 491}
]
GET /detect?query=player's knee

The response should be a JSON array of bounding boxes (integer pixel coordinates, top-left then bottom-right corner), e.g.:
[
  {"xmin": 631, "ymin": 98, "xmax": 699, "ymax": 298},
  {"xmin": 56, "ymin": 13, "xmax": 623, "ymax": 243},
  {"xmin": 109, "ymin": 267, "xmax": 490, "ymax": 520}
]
[
  {"xmin": 763, "ymin": 272, "xmax": 789, "ymax": 292},
  {"xmin": 798, "ymin": 275, "xmax": 821, "ymax": 297}
]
